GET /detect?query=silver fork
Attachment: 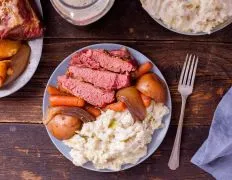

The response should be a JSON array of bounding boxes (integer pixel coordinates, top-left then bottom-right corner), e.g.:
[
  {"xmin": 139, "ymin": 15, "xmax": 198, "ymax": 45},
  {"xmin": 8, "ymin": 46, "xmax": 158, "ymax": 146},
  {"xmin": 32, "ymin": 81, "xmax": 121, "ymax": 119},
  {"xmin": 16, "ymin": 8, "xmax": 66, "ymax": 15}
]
[{"xmin": 168, "ymin": 54, "xmax": 198, "ymax": 170}]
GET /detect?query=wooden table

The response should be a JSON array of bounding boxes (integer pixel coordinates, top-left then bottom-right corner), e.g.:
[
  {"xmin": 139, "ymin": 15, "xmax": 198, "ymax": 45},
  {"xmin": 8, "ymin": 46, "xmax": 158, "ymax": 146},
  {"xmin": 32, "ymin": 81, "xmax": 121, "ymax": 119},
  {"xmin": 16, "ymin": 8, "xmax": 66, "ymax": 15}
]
[{"xmin": 1, "ymin": 1, "xmax": 232, "ymax": 179}]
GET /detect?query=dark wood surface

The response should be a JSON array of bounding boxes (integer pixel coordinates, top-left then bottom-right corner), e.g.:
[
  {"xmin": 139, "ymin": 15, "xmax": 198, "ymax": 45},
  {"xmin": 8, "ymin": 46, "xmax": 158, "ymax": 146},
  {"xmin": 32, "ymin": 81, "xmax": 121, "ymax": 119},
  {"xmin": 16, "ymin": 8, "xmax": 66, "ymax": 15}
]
[{"xmin": 1, "ymin": 0, "xmax": 232, "ymax": 179}]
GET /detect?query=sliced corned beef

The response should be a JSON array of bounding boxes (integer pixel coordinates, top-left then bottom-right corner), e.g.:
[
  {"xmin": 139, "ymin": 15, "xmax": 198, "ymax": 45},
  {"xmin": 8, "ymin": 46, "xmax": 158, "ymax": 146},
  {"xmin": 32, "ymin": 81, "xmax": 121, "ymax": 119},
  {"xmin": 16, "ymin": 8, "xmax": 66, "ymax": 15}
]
[
  {"xmin": 70, "ymin": 49, "xmax": 136, "ymax": 73},
  {"xmin": 68, "ymin": 66, "xmax": 130, "ymax": 90},
  {"xmin": 109, "ymin": 47, "xmax": 131, "ymax": 59},
  {"xmin": 58, "ymin": 75, "xmax": 115, "ymax": 107}
]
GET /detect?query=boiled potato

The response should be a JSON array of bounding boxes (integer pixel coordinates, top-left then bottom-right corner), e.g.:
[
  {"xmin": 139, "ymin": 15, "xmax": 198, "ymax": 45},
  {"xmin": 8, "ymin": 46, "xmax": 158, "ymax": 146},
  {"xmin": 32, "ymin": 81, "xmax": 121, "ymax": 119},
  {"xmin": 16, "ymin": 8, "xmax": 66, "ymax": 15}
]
[
  {"xmin": 0, "ymin": 40, "xmax": 21, "ymax": 59},
  {"xmin": 47, "ymin": 114, "xmax": 82, "ymax": 140},
  {"xmin": 136, "ymin": 73, "xmax": 167, "ymax": 104},
  {"xmin": 116, "ymin": 86, "xmax": 146, "ymax": 121},
  {"xmin": 3, "ymin": 44, "xmax": 30, "ymax": 87}
]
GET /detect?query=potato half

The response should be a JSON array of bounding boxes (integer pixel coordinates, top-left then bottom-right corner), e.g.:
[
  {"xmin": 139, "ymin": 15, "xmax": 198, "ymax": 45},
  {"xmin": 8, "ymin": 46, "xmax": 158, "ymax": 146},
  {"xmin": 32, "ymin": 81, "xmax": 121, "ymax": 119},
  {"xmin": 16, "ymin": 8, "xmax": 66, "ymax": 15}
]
[
  {"xmin": 136, "ymin": 73, "xmax": 167, "ymax": 104},
  {"xmin": 2, "ymin": 44, "xmax": 31, "ymax": 87},
  {"xmin": 0, "ymin": 40, "xmax": 21, "ymax": 59},
  {"xmin": 47, "ymin": 114, "xmax": 82, "ymax": 140}
]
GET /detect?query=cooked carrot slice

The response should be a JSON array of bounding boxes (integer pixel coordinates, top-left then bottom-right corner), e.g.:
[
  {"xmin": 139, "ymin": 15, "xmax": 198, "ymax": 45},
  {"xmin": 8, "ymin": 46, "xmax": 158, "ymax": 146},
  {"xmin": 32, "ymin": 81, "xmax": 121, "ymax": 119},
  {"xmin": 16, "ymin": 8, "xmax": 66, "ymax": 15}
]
[
  {"xmin": 49, "ymin": 96, "xmax": 85, "ymax": 107},
  {"xmin": 106, "ymin": 101, "xmax": 127, "ymax": 112},
  {"xmin": 135, "ymin": 62, "xmax": 153, "ymax": 78},
  {"xmin": 47, "ymin": 85, "xmax": 67, "ymax": 96},
  {"xmin": 84, "ymin": 105, "xmax": 101, "ymax": 117}
]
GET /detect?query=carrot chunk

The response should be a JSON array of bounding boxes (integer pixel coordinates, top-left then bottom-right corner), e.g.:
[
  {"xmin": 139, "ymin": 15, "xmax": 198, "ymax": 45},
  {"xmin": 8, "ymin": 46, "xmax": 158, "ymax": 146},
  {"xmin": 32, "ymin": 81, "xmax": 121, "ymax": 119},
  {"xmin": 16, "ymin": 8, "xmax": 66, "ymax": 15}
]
[
  {"xmin": 84, "ymin": 105, "xmax": 101, "ymax": 117},
  {"xmin": 47, "ymin": 85, "xmax": 67, "ymax": 96},
  {"xmin": 135, "ymin": 62, "xmax": 153, "ymax": 78},
  {"xmin": 106, "ymin": 101, "xmax": 127, "ymax": 112},
  {"xmin": 49, "ymin": 96, "xmax": 85, "ymax": 107}
]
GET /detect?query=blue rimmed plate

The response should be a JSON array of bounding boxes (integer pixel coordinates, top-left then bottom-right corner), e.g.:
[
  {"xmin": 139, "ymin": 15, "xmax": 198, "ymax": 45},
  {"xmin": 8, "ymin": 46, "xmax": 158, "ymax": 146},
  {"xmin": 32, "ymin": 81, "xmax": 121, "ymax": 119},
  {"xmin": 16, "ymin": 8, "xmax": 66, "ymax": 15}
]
[{"xmin": 43, "ymin": 43, "xmax": 172, "ymax": 172}]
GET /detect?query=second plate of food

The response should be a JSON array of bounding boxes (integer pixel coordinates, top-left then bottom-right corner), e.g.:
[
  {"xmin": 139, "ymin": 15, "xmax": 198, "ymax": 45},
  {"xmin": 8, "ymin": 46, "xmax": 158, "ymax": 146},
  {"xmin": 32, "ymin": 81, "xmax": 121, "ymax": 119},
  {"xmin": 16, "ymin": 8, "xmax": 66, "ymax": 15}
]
[
  {"xmin": 43, "ymin": 43, "xmax": 172, "ymax": 172},
  {"xmin": 0, "ymin": 0, "xmax": 44, "ymax": 98}
]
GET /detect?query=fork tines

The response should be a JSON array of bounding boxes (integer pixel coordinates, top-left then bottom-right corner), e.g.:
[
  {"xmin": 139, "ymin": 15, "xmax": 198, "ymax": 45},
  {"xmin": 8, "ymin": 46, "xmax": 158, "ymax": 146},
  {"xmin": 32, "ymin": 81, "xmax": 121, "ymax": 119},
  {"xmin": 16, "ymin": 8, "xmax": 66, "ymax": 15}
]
[{"xmin": 179, "ymin": 54, "xmax": 198, "ymax": 87}]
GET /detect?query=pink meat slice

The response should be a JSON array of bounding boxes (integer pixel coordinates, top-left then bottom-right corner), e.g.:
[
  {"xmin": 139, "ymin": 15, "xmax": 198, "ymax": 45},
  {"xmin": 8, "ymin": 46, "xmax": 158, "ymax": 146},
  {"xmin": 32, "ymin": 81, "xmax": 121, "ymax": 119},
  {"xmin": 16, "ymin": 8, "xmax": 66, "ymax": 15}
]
[
  {"xmin": 58, "ymin": 75, "xmax": 115, "ymax": 107},
  {"xmin": 68, "ymin": 66, "xmax": 130, "ymax": 90},
  {"xmin": 70, "ymin": 49, "xmax": 136, "ymax": 73},
  {"xmin": 109, "ymin": 47, "xmax": 131, "ymax": 59}
]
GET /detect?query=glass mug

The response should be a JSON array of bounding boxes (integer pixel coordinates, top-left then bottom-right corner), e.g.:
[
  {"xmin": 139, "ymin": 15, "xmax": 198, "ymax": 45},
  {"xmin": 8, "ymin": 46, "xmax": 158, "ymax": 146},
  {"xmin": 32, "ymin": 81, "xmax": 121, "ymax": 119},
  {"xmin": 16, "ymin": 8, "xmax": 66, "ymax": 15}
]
[
  {"xmin": 51, "ymin": 0, "xmax": 113, "ymax": 25},
  {"xmin": 59, "ymin": 0, "xmax": 99, "ymax": 9}
]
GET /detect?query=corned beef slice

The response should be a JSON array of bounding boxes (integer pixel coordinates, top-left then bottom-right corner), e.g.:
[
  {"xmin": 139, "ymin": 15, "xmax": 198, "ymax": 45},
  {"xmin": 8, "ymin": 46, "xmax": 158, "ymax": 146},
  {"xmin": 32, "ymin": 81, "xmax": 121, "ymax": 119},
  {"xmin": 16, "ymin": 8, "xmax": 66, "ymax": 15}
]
[
  {"xmin": 58, "ymin": 75, "xmax": 115, "ymax": 107},
  {"xmin": 0, "ymin": 0, "xmax": 43, "ymax": 40},
  {"xmin": 70, "ymin": 49, "xmax": 136, "ymax": 73},
  {"xmin": 109, "ymin": 47, "xmax": 131, "ymax": 59},
  {"xmin": 68, "ymin": 66, "xmax": 130, "ymax": 90}
]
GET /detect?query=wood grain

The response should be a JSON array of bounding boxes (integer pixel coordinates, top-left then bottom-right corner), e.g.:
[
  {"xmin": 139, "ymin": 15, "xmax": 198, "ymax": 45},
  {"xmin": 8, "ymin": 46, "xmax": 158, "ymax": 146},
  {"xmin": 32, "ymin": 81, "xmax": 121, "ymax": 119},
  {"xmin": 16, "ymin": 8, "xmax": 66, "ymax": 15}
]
[
  {"xmin": 0, "ymin": 123, "xmax": 213, "ymax": 180},
  {"xmin": 0, "ymin": 40, "xmax": 231, "ymax": 124},
  {"xmin": 41, "ymin": 0, "xmax": 232, "ymax": 42},
  {"xmin": 1, "ymin": 1, "xmax": 232, "ymax": 179}
]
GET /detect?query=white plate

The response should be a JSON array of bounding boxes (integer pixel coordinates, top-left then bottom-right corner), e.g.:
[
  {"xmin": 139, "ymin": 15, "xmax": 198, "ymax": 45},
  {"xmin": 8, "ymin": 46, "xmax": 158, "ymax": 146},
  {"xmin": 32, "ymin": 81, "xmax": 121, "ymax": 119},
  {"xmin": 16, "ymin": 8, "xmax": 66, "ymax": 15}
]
[
  {"xmin": 0, "ymin": 0, "xmax": 43, "ymax": 98},
  {"xmin": 43, "ymin": 43, "xmax": 172, "ymax": 172}
]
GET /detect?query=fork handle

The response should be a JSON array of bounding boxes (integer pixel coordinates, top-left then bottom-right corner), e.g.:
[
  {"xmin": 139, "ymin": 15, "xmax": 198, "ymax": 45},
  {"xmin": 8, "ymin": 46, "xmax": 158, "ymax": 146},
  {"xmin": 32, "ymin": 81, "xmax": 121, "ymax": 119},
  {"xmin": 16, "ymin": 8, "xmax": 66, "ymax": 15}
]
[{"xmin": 168, "ymin": 95, "xmax": 187, "ymax": 170}]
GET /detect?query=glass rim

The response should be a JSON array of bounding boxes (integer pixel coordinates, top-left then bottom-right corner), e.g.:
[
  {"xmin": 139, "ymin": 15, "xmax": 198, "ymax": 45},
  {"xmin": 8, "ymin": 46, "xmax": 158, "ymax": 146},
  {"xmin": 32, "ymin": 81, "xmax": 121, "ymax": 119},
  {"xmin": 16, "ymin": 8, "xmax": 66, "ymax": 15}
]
[{"xmin": 59, "ymin": 0, "xmax": 99, "ymax": 9}]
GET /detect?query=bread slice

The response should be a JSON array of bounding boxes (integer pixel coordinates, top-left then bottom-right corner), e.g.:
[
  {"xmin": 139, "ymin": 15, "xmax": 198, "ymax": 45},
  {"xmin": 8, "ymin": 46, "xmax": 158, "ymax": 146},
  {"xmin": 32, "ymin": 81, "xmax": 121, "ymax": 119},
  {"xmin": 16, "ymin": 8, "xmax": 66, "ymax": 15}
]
[{"xmin": 0, "ymin": 0, "xmax": 44, "ymax": 40}]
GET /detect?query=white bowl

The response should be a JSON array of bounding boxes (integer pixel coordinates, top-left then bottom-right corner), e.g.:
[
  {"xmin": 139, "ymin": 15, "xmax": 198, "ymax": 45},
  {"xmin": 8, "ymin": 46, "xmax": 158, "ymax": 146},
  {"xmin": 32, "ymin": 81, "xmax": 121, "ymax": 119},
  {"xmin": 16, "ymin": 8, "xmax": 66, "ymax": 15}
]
[{"xmin": 152, "ymin": 16, "xmax": 232, "ymax": 36}]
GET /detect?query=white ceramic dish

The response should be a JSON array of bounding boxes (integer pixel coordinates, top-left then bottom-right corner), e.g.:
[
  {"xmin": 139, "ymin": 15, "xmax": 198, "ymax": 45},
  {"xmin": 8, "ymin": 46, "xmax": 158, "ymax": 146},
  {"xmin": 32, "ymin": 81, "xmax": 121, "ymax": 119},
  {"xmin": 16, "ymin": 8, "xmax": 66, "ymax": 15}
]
[
  {"xmin": 43, "ymin": 43, "xmax": 172, "ymax": 172},
  {"xmin": 0, "ymin": 0, "xmax": 43, "ymax": 98},
  {"xmin": 142, "ymin": 4, "xmax": 232, "ymax": 36},
  {"xmin": 151, "ymin": 15, "xmax": 232, "ymax": 36}
]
